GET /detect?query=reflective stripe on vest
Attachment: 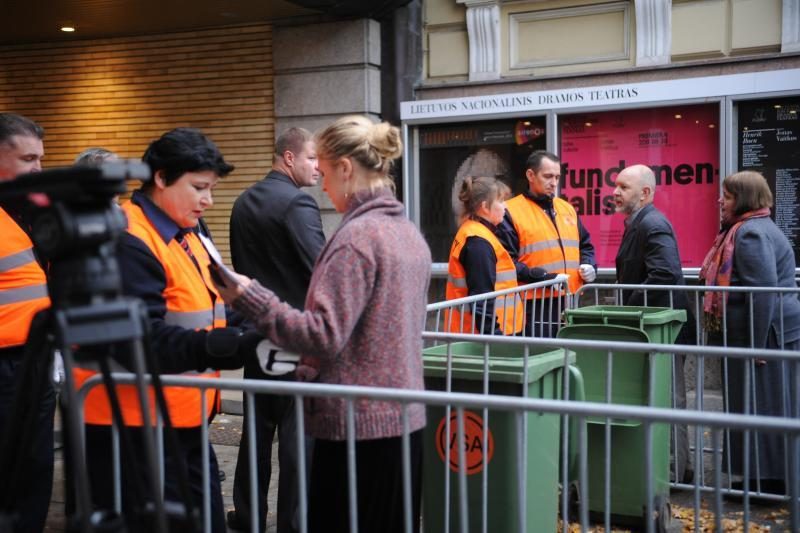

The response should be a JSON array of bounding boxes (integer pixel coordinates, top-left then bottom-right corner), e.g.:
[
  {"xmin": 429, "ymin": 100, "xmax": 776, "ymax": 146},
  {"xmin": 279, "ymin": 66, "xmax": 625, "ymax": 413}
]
[
  {"xmin": 0, "ymin": 208, "xmax": 50, "ymax": 348},
  {"xmin": 445, "ymin": 219, "xmax": 524, "ymax": 335},
  {"xmin": 505, "ymin": 195, "xmax": 583, "ymax": 298},
  {"xmin": 0, "ymin": 284, "xmax": 48, "ymax": 304},
  {"xmin": 0, "ymin": 248, "xmax": 37, "ymax": 273},
  {"xmin": 73, "ymin": 201, "xmax": 222, "ymax": 427}
]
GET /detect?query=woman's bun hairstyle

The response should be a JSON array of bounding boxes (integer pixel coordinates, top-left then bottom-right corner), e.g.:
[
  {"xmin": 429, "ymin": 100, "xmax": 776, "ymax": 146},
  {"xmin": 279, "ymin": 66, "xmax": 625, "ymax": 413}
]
[
  {"xmin": 316, "ymin": 115, "xmax": 402, "ymax": 180},
  {"xmin": 453, "ymin": 175, "xmax": 500, "ymax": 221}
]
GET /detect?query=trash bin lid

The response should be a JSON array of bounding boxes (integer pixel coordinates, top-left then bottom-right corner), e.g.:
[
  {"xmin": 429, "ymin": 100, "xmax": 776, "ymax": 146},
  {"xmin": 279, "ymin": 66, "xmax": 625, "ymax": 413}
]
[
  {"xmin": 423, "ymin": 340, "xmax": 565, "ymax": 359},
  {"xmin": 557, "ymin": 322, "xmax": 651, "ymax": 343},
  {"xmin": 563, "ymin": 305, "xmax": 686, "ymax": 344},
  {"xmin": 423, "ymin": 348, "xmax": 575, "ymax": 384},
  {"xmin": 564, "ymin": 305, "xmax": 686, "ymax": 326}
]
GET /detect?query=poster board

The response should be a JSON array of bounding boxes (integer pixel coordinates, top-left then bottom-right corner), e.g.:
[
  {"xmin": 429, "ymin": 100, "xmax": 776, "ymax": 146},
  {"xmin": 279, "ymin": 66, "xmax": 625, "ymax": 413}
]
[{"xmin": 559, "ymin": 104, "xmax": 720, "ymax": 267}]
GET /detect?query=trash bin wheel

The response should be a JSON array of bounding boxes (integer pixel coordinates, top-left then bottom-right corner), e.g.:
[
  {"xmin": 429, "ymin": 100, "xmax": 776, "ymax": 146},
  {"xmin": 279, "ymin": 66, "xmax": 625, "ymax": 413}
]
[
  {"xmin": 652, "ymin": 495, "xmax": 671, "ymax": 533},
  {"xmin": 557, "ymin": 481, "xmax": 580, "ymax": 522},
  {"xmin": 567, "ymin": 481, "xmax": 581, "ymax": 522}
]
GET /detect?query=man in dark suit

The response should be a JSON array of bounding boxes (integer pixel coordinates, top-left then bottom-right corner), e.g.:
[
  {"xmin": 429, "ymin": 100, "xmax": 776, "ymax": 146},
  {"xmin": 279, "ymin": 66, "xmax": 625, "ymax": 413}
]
[
  {"xmin": 613, "ymin": 163, "xmax": 694, "ymax": 483},
  {"xmin": 227, "ymin": 127, "xmax": 326, "ymax": 533}
]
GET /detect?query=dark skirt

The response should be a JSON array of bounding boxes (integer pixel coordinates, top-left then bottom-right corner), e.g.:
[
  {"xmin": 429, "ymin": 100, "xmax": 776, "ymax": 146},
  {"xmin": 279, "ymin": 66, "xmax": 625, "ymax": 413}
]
[
  {"xmin": 724, "ymin": 336, "xmax": 800, "ymax": 485},
  {"xmin": 308, "ymin": 429, "xmax": 423, "ymax": 533}
]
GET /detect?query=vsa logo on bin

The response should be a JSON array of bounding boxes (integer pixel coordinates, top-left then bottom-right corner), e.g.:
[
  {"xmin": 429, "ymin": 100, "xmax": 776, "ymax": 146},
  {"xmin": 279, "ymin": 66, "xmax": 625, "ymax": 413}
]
[{"xmin": 435, "ymin": 410, "xmax": 494, "ymax": 475}]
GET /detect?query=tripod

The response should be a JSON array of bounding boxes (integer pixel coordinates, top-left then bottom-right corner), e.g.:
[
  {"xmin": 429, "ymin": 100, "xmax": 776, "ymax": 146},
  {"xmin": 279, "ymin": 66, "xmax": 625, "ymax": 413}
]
[{"xmin": 0, "ymin": 163, "xmax": 203, "ymax": 533}]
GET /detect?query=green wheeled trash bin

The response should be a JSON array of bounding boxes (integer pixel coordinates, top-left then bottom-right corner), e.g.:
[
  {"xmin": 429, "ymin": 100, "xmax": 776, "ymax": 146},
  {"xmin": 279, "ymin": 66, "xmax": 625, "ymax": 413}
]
[
  {"xmin": 557, "ymin": 306, "xmax": 686, "ymax": 531},
  {"xmin": 421, "ymin": 341, "xmax": 580, "ymax": 533}
]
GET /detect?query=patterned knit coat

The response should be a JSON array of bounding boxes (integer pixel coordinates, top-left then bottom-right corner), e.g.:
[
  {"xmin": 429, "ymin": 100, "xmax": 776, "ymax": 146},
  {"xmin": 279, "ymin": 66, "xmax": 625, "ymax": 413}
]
[{"xmin": 235, "ymin": 187, "xmax": 431, "ymax": 440}]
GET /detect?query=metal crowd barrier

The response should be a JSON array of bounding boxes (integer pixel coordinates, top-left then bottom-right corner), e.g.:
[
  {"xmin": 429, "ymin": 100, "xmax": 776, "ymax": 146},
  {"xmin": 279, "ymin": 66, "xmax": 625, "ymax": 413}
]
[
  {"xmin": 425, "ymin": 277, "xmax": 570, "ymax": 339},
  {"xmin": 431, "ymin": 281, "xmax": 800, "ymax": 504},
  {"xmin": 77, "ymin": 330, "xmax": 800, "ymax": 533},
  {"xmin": 572, "ymin": 282, "xmax": 800, "ymax": 343},
  {"xmin": 571, "ymin": 283, "xmax": 800, "ymax": 503}
]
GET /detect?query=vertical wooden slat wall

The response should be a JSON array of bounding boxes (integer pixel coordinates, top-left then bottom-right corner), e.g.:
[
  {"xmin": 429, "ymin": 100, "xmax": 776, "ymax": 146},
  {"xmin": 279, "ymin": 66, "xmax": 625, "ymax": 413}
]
[{"xmin": 0, "ymin": 23, "xmax": 274, "ymax": 262}]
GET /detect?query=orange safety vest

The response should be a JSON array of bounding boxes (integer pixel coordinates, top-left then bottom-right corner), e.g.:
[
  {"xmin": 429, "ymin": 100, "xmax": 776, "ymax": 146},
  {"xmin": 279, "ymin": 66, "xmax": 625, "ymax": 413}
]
[
  {"xmin": 73, "ymin": 200, "xmax": 225, "ymax": 427},
  {"xmin": 445, "ymin": 219, "xmax": 524, "ymax": 334},
  {"xmin": 0, "ymin": 208, "xmax": 50, "ymax": 348},
  {"xmin": 505, "ymin": 194, "xmax": 583, "ymax": 298}
]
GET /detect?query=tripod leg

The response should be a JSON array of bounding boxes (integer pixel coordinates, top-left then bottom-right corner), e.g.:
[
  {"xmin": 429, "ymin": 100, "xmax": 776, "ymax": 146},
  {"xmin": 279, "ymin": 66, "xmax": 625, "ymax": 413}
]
[
  {"xmin": 60, "ymin": 343, "xmax": 103, "ymax": 533},
  {"xmin": 118, "ymin": 336, "xmax": 171, "ymax": 533},
  {"xmin": 140, "ymin": 341, "xmax": 203, "ymax": 531}
]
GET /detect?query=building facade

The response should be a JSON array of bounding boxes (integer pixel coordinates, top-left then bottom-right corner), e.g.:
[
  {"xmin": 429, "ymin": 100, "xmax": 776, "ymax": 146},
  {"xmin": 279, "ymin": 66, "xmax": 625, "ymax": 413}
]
[
  {"xmin": 403, "ymin": 0, "xmax": 800, "ymax": 275},
  {"xmin": 0, "ymin": 2, "xmax": 408, "ymax": 260}
]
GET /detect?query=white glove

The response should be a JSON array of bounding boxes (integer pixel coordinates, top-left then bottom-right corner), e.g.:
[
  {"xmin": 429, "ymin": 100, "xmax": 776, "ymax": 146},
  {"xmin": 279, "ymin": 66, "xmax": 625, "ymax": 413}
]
[
  {"xmin": 256, "ymin": 340, "xmax": 301, "ymax": 376},
  {"xmin": 554, "ymin": 273, "xmax": 570, "ymax": 284},
  {"xmin": 578, "ymin": 264, "xmax": 596, "ymax": 283},
  {"xmin": 52, "ymin": 349, "xmax": 66, "ymax": 389}
]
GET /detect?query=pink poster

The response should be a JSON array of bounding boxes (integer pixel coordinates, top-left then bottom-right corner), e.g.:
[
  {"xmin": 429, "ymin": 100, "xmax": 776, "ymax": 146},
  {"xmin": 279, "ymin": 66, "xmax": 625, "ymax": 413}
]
[{"xmin": 559, "ymin": 104, "xmax": 720, "ymax": 267}]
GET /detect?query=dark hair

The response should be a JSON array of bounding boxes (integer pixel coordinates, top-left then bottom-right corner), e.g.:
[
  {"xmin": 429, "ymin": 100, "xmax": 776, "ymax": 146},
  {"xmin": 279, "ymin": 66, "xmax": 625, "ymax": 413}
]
[
  {"xmin": 74, "ymin": 147, "xmax": 118, "ymax": 166},
  {"xmin": 0, "ymin": 113, "xmax": 44, "ymax": 145},
  {"xmin": 275, "ymin": 127, "xmax": 313, "ymax": 161},
  {"xmin": 723, "ymin": 170, "xmax": 773, "ymax": 214},
  {"xmin": 525, "ymin": 150, "xmax": 559, "ymax": 172},
  {"xmin": 142, "ymin": 128, "xmax": 233, "ymax": 187},
  {"xmin": 455, "ymin": 176, "xmax": 501, "ymax": 220}
]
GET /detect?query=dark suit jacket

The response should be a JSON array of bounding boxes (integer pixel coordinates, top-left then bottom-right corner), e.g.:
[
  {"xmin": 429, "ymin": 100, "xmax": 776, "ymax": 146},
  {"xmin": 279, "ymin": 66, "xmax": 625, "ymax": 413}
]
[
  {"xmin": 615, "ymin": 204, "xmax": 695, "ymax": 339},
  {"xmin": 229, "ymin": 170, "xmax": 325, "ymax": 311}
]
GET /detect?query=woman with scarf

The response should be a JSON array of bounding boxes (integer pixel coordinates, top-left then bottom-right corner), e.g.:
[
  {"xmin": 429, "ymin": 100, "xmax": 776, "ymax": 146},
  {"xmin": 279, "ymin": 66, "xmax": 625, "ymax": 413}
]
[{"xmin": 700, "ymin": 170, "xmax": 800, "ymax": 494}]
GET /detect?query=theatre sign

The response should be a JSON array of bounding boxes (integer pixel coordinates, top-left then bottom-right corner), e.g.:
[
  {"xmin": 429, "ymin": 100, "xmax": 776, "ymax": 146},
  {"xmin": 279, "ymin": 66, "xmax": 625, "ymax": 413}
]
[{"xmin": 401, "ymin": 69, "xmax": 800, "ymax": 267}]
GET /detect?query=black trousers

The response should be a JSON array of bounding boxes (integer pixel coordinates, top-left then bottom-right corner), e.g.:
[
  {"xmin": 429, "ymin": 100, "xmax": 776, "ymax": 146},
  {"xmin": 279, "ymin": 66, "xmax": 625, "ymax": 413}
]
[
  {"xmin": 0, "ymin": 351, "xmax": 55, "ymax": 533},
  {"xmin": 308, "ymin": 430, "xmax": 423, "ymax": 533},
  {"xmin": 232, "ymin": 370, "xmax": 307, "ymax": 533},
  {"xmin": 83, "ymin": 423, "xmax": 225, "ymax": 533},
  {"xmin": 524, "ymin": 297, "xmax": 565, "ymax": 338}
]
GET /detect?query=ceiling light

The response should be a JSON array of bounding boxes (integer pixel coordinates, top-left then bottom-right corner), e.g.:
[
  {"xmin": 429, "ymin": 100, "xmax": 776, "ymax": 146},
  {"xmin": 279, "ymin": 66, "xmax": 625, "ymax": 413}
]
[
  {"xmin": 774, "ymin": 104, "xmax": 782, "ymax": 109},
  {"xmin": 674, "ymin": 114, "xmax": 682, "ymax": 119},
  {"xmin": 61, "ymin": 26, "xmax": 76, "ymax": 32},
  {"xmin": 584, "ymin": 122, "xmax": 592, "ymax": 127},
  {"xmin": 708, "ymin": 124, "xmax": 715, "ymax": 129}
]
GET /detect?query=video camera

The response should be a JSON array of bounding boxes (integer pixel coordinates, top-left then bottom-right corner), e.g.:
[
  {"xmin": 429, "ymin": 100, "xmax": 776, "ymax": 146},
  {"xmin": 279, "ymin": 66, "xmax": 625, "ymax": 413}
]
[
  {"xmin": 0, "ymin": 161, "xmax": 150, "ymax": 306},
  {"xmin": 0, "ymin": 160, "xmax": 194, "ymax": 533}
]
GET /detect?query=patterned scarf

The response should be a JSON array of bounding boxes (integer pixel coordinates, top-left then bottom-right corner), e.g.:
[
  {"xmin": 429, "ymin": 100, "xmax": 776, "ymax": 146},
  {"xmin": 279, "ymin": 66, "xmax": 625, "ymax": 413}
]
[{"xmin": 699, "ymin": 207, "xmax": 771, "ymax": 331}]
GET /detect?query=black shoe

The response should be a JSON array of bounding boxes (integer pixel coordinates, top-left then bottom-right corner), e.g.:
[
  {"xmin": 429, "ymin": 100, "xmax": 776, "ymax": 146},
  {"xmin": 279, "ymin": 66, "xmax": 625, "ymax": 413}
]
[
  {"xmin": 219, "ymin": 470, "xmax": 226, "ymax": 482},
  {"xmin": 227, "ymin": 510, "xmax": 246, "ymax": 531}
]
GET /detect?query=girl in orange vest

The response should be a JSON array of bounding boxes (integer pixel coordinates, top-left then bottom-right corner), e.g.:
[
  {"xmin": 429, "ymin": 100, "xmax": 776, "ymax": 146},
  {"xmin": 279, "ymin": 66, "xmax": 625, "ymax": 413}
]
[{"xmin": 445, "ymin": 176, "xmax": 523, "ymax": 335}]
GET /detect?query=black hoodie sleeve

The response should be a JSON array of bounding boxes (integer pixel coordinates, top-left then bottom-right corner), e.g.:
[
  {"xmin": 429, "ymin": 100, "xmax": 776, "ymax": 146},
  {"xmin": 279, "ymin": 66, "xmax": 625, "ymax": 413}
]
[
  {"xmin": 117, "ymin": 233, "xmax": 209, "ymax": 374},
  {"xmin": 459, "ymin": 236, "xmax": 501, "ymax": 334}
]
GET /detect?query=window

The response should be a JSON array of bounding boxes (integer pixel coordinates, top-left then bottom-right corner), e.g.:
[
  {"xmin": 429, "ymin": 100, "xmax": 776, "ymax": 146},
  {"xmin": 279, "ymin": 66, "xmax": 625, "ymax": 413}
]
[
  {"xmin": 418, "ymin": 117, "xmax": 547, "ymax": 262},
  {"xmin": 559, "ymin": 104, "xmax": 721, "ymax": 267}
]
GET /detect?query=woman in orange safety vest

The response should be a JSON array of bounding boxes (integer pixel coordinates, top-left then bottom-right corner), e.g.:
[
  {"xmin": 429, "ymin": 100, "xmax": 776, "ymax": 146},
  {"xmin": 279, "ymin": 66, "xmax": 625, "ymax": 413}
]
[
  {"xmin": 72, "ymin": 128, "xmax": 261, "ymax": 533},
  {"xmin": 445, "ymin": 176, "xmax": 524, "ymax": 335}
]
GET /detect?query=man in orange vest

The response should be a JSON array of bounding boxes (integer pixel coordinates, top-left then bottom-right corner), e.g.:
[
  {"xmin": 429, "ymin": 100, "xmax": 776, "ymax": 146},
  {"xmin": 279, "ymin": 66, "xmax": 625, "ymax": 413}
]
[
  {"xmin": 498, "ymin": 150, "xmax": 596, "ymax": 336},
  {"xmin": 0, "ymin": 112, "xmax": 53, "ymax": 532}
]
